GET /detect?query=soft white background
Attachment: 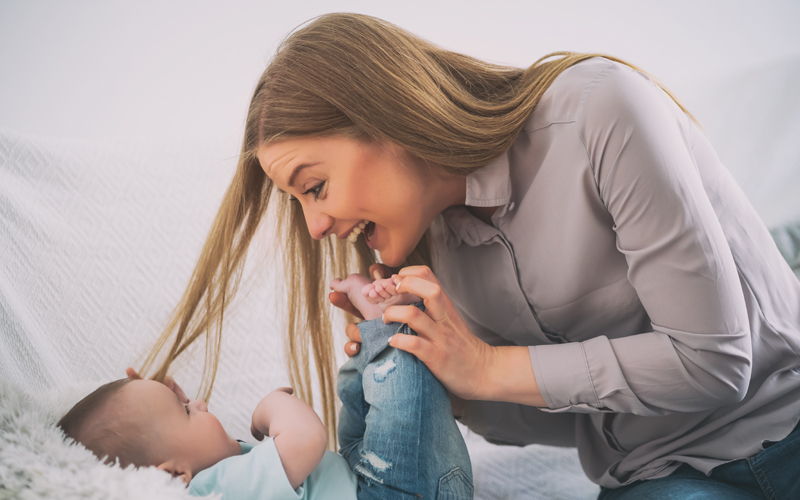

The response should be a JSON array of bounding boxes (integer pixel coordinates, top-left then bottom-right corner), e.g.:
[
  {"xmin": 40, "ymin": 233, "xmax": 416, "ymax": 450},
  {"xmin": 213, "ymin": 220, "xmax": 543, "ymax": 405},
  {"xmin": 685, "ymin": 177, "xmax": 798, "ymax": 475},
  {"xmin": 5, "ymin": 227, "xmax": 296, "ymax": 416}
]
[{"xmin": 1, "ymin": 0, "xmax": 799, "ymax": 143}]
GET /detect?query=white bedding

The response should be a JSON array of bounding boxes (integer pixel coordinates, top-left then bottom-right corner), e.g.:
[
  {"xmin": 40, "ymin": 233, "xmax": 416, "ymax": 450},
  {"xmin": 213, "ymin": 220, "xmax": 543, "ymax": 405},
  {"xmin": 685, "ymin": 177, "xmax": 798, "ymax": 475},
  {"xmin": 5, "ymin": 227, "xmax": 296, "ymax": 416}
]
[{"xmin": 1, "ymin": 56, "xmax": 798, "ymax": 499}]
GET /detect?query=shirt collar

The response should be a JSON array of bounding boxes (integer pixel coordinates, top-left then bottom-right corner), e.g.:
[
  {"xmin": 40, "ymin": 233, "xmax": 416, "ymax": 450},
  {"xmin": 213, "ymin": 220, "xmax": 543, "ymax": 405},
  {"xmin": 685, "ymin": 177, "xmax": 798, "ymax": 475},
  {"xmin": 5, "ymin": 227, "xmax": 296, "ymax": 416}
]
[
  {"xmin": 465, "ymin": 151, "xmax": 512, "ymax": 208},
  {"xmin": 439, "ymin": 151, "xmax": 513, "ymax": 250}
]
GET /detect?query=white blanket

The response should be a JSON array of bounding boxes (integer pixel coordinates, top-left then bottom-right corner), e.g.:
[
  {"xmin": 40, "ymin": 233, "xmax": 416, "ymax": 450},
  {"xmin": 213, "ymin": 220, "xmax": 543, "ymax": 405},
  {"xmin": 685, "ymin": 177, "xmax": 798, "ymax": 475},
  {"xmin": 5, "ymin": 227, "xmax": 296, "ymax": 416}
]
[{"xmin": 1, "ymin": 55, "xmax": 798, "ymax": 499}]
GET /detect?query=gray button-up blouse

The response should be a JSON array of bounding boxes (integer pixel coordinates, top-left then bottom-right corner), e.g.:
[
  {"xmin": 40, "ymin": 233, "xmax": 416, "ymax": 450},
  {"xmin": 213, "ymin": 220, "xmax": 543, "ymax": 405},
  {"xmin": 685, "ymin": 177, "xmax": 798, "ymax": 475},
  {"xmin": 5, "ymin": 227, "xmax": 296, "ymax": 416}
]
[{"xmin": 430, "ymin": 57, "xmax": 800, "ymax": 488}]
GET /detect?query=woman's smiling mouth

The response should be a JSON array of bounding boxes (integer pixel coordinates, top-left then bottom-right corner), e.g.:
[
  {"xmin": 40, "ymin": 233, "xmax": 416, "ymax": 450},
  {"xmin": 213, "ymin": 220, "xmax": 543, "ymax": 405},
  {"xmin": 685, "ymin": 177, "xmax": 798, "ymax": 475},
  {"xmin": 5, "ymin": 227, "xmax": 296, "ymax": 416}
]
[
  {"xmin": 344, "ymin": 220, "xmax": 368, "ymax": 243},
  {"xmin": 343, "ymin": 220, "xmax": 376, "ymax": 243}
]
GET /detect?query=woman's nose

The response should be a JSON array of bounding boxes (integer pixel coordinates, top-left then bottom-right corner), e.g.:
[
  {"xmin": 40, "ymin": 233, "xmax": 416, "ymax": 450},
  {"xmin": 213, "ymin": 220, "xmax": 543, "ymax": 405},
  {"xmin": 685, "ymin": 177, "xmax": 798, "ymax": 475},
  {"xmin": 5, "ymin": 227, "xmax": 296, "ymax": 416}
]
[
  {"xmin": 303, "ymin": 207, "xmax": 334, "ymax": 240},
  {"xmin": 189, "ymin": 399, "xmax": 208, "ymax": 413}
]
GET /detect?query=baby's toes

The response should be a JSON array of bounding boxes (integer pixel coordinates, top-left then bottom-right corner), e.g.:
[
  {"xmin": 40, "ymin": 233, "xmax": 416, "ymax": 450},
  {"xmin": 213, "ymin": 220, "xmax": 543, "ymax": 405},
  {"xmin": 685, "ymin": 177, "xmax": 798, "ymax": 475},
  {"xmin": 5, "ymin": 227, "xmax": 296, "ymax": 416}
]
[
  {"xmin": 375, "ymin": 283, "xmax": 392, "ymax": 300},
  {"xmin": 364, "ymin": 287, "xmax": 381, "ymax": 304}
]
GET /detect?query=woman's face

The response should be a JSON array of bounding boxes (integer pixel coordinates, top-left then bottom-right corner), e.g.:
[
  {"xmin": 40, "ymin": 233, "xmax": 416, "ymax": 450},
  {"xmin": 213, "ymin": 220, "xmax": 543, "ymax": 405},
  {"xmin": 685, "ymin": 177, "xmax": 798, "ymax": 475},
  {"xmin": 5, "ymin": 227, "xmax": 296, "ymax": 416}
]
[{"xmin": 258, "ymin": 136, "xmax": 462, "ymax": 267}]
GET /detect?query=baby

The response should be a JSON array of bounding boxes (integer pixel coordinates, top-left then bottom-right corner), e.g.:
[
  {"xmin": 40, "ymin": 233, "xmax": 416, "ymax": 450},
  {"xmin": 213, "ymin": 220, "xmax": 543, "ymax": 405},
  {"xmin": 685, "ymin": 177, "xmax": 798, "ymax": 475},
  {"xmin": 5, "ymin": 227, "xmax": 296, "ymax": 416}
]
[{"xmin": 58, "ymin": 274, "xmax": 473, "ymax": 499}]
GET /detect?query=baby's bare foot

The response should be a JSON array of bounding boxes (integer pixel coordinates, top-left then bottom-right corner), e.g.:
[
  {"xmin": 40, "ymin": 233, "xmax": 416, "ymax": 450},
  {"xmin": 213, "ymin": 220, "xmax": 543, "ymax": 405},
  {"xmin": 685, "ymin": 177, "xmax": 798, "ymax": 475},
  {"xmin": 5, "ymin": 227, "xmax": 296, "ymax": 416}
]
[
  {"xmin": 330, "ymin": 274, "xmax": 383, "ymax": 320},
  {"xmin": 362, "ymin": 275, "xmax": 422, "ymax": 312},
  {"xmin": 362, "ymin": 276, "xmax": 401, "ymax": 304}
]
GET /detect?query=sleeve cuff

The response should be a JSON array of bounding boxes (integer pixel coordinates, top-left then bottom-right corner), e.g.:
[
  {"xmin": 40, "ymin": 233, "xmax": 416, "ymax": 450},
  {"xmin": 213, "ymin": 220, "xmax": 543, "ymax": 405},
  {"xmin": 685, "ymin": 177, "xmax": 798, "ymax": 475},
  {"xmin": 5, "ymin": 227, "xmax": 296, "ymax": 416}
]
[{"xmin": 529, "ymin": 340, "xmax": 606, "ymax": 413}]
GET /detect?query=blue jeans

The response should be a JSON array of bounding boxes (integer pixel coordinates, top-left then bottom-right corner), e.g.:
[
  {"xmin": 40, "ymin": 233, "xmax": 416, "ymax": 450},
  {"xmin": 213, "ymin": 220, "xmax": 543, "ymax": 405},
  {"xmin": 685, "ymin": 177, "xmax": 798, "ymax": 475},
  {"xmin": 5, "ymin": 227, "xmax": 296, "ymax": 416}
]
[
  {"xmin": 598, "ymin": 420, "xmax": 800, "ymax": 499},
  {"xmin": 337, "ymin": 304, "xmax": 474, "ymax": 500}
]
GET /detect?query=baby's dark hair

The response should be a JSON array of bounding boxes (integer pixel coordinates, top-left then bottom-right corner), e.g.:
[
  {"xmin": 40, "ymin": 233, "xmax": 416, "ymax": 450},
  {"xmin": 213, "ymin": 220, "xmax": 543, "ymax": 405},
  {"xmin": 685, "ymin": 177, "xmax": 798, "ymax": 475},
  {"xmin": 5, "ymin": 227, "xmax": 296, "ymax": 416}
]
[{"xmin": 58, "ymin": 378, "xmax": 157, "ymax": 468}]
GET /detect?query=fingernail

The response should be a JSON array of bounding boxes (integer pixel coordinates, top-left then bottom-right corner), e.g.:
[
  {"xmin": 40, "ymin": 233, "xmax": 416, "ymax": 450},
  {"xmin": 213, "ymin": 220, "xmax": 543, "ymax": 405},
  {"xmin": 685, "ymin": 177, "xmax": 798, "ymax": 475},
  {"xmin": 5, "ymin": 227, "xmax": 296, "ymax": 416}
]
[
  {"xmin": 395, "ymin": 281, "xmax": 401, "ymax": 291},
  {"xmin": 350, "ymin": 344, "xmax": 358, "ymax": 352},
  {"xmin": 387, "ymin": 335, "xmax": 394, "ymax": 345},
  {"xmin": 372, "ymin": 269, "xmax": 382, "ymax": 280}
]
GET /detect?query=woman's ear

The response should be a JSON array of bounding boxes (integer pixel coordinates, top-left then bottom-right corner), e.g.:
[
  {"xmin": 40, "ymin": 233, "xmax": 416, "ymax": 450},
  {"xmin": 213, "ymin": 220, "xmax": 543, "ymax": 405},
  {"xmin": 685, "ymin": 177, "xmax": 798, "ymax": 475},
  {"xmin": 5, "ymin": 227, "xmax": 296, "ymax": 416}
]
[{"xmin": 157, "ymin": 461, "xmax": 193, "ymax": 485}]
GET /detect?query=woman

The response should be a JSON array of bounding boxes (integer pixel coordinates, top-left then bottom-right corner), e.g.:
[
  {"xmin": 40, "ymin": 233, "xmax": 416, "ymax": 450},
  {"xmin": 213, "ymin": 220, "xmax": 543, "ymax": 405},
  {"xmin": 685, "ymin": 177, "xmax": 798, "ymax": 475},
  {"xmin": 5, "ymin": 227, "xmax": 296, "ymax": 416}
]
[{"xmin": 143, "ymin": 13, "xmax": 800, "ymax": 498}]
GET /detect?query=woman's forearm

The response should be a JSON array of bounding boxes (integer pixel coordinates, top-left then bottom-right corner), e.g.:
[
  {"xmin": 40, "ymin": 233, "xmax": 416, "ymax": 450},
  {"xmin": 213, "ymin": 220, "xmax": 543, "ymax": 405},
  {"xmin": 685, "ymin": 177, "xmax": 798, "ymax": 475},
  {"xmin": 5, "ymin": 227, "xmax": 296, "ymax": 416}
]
[{"xmin": 478, "ymin": 345, "xmax": 547, "ymax": 407}]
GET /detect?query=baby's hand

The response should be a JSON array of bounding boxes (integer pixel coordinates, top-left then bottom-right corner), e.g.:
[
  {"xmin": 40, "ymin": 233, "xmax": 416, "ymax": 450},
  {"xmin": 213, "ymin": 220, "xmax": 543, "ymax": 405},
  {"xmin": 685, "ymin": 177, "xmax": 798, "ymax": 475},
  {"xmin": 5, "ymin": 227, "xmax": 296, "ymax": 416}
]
[{"xmin": 250, "ymin": 387, "xmax": 294, "ymax": 441}]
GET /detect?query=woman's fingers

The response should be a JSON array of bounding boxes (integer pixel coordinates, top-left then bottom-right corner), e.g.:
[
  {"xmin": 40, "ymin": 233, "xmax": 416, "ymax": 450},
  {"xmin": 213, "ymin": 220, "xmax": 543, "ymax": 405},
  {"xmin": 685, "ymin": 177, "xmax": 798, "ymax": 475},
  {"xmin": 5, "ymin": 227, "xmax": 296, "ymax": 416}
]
[
  {"xmin": 383, "ymin": 302, "xmax": 438, "ymax": 335},
  {"xmin": 369, "ymin": 263, "xmax": 392, "ymax": 281},
  {"xmin": 345, "ymin": 322, "xmax": 362, "ymax": 343},
  {"xmin": 329, "ymin": 291, "xmax": 364, "ymax": 319},
  {"xmin": 387, "ymin": 331, "xmax": 436, "ymax": 365},
  {"xmin": 382, "ymin": 265, "xmax": 495, "ymax": 401},
  {"xmin": 397, "ymin": 265, "xmax": 441, "ymax": 283},
  {"xmin": 345, "ymin": 341, "xmax": 361, "ymax": 357},
  {"xmin": 344, "ymin": 322, "xmax": 362, "ymax": 357},
  {"xmin": 394, "ymin": 274, "xmax": 449, "ymax": 321},
  {"xmin": 125, "ymin": 367, "xmax": 142, "ymax": 380}
]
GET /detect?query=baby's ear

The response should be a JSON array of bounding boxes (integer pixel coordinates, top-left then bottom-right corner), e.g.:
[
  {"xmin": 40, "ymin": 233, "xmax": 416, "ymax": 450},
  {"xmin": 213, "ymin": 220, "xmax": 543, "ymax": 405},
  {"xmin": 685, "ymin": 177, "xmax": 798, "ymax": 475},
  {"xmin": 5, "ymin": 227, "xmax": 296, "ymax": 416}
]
[{"xmin": 157, "ymin": 461, "xmax": 193, "ymax": 485}]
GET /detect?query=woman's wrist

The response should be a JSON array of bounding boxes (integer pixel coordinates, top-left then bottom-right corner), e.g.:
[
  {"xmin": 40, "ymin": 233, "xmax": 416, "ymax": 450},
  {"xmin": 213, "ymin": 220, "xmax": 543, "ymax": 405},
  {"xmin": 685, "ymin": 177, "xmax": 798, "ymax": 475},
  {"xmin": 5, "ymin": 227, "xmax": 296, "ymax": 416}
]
[{"xmin": 478, "ymin": 345, "xmax": 547, "ymax": 407}]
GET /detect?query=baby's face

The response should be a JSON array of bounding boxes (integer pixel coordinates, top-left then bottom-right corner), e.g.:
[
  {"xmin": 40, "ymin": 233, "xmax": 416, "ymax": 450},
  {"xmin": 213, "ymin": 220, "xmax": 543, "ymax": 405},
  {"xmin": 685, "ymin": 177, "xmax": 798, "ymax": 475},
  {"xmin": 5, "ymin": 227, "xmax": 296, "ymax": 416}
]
[{"xmin": 121, "ymin": 379, "xmax": 241, "ymax": 480}]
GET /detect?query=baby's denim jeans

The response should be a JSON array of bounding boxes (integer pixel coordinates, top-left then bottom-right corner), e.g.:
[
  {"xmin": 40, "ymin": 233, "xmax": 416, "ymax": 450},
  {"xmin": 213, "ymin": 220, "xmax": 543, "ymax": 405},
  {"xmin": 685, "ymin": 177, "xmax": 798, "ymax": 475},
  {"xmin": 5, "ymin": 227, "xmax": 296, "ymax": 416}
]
[{"xmin": 337, "ymin": 304, "xmax": 474, "ymax": 500}]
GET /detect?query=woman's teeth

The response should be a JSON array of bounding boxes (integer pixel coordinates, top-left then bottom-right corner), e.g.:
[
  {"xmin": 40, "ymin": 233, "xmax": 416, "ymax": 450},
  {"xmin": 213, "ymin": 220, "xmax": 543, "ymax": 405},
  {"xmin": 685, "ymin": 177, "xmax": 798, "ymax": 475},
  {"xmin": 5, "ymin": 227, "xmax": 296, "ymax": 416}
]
[{"xmin": 347, "ymin": 220, "xmax": 370, "ymax": 243}]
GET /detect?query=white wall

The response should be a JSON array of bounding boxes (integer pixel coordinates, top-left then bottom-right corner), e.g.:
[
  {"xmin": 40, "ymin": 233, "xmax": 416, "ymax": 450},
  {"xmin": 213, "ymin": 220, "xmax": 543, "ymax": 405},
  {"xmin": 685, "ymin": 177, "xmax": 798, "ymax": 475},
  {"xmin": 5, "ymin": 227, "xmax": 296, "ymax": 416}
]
[{"xmin": 1, "ymin": 0, "xmax": 798, "ymax": 143}]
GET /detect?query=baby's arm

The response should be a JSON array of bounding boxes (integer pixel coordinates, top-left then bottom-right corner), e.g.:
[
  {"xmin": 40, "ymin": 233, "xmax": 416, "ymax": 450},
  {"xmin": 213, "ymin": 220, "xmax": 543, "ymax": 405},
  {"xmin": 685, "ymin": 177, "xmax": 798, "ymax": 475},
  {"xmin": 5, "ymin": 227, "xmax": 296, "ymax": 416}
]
[{"xmin": 251, "ymin": 388, "xmax": 327, "ymax": 490}]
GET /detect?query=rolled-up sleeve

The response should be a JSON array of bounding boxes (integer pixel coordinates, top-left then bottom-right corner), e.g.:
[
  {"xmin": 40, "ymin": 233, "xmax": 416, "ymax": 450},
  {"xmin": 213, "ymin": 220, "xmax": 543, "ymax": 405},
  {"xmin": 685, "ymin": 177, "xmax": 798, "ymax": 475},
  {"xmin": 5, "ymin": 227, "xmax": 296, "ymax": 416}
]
[{"xmin": 530, "ymin": 64, "xmax": 752, "ymax": 416}]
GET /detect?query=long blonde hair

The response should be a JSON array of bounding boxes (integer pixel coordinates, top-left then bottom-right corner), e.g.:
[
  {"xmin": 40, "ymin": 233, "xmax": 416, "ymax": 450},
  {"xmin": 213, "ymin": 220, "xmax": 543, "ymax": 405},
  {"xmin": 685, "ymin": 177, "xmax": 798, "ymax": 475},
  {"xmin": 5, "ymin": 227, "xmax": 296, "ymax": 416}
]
[{"xmin": 141, "ymin": 13, "xmax": 692, "ymax": 448}]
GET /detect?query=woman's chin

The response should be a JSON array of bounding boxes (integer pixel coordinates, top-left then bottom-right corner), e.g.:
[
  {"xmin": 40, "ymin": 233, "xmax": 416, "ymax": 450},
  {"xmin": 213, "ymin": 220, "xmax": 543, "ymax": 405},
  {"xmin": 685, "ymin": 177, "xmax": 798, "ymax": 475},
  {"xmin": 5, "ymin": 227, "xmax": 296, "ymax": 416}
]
[
  {"xmin": 377, "ymin": 245, "xmax": 410, "ymax": 268},
  {"xmin": 378, "ymin": 251, "xmax": 404, "ymax": 268}
]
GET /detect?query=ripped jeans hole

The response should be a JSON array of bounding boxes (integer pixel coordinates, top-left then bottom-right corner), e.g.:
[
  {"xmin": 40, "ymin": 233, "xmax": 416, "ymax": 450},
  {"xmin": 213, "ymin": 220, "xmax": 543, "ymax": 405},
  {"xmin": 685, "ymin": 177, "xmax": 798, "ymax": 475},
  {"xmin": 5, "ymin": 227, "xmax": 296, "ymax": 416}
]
[
  {"xmin": 354, "ymin": 451, "xmax": 393, "ymax": 486},
  {"xmin": 373, "ymin": 355, "xmax": 397, "ymax": 382}
]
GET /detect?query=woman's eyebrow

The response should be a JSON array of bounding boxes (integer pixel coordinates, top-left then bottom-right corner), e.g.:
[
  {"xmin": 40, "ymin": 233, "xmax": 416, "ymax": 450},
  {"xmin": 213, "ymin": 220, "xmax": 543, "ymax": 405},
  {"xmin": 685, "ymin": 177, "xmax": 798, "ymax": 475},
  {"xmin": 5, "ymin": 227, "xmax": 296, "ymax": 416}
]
[{"xmin": 287, "ymin": 162, "xmax": 321, "ymax": 188}]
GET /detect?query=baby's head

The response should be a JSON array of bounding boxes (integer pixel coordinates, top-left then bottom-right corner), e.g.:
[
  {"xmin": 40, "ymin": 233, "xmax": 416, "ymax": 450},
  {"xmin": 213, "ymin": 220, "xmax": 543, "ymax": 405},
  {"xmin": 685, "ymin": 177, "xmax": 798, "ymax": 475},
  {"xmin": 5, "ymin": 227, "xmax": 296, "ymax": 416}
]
[{"xmin": 58, "ymin": 378, "xmax": 240, "ymax": 483}]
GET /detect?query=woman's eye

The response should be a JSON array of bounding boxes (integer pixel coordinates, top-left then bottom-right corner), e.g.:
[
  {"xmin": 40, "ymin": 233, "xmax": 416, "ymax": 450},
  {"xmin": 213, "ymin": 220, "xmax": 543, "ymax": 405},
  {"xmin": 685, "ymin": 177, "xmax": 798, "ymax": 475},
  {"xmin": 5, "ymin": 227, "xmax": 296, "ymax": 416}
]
[
  {"xmin": 302, "ymin": 182, "xmax": 325, "ymax": 200},
  {"xmin": 185, "ymin": 404, "xmax": 190, "ymax": 415}
]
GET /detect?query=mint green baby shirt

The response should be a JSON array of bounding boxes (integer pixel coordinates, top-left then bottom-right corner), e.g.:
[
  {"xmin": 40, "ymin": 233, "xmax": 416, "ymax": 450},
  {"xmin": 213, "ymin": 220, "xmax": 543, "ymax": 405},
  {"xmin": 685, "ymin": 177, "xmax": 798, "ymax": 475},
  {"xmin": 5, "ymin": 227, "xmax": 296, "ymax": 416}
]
[{"xmin": 189, "ymin": 440, "xmax": 357, "ymax": 499}]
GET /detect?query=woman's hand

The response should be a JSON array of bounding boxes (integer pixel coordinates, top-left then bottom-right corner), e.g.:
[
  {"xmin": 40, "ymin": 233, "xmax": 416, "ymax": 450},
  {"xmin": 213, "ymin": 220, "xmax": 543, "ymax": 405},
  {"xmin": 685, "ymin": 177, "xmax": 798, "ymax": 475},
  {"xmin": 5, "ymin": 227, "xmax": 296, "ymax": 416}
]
[
  {"xmin": 385, "ymin": 266, "xmax": 545, "ymax": 406},
  {"xmin": 125, "ymin": 367, "xmax": 190, "ymax": 403},
  {"xmin": 329, "ymin": 263, "xmax": 392, "ymax": 357},
  {"xmin": 379, "ymin": 266, "xmax": 496, "ymax": 400}
]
